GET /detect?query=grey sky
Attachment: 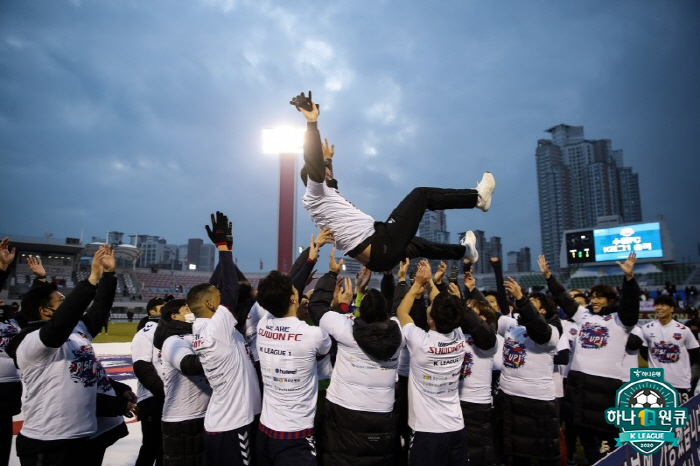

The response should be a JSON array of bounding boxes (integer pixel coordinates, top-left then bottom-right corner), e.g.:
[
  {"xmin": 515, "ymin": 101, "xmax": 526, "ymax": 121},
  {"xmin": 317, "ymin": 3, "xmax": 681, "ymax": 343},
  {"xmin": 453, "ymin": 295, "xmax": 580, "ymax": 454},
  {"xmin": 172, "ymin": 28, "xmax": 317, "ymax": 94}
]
[{"xmin": 1, "ymin": 0, "xmax": 699, "ymax": 272}]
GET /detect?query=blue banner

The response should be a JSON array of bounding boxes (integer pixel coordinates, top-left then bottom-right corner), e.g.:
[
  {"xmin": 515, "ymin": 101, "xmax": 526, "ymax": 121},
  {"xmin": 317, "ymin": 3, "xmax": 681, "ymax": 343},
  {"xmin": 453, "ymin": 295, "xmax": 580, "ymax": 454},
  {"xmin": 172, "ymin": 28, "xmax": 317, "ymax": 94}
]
[{"xmin": 598, "ymin": 394, "xmax": 700, "ymax": 466}]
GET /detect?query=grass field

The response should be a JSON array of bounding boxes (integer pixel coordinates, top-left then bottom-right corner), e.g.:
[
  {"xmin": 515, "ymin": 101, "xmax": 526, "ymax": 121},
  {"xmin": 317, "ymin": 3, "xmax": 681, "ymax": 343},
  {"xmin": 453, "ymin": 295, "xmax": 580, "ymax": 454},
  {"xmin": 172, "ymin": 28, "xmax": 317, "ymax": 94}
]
[{"xmin": 93, "ymin": 321, "xmax": 140, "ymax": 343}]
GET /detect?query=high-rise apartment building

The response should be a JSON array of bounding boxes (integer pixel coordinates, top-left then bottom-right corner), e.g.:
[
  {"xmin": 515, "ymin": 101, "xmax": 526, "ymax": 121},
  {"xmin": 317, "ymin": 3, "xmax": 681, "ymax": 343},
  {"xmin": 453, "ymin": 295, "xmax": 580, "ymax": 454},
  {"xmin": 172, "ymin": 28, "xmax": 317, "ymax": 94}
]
[
  {"xmin": 418, "ymin": 210, "xmax": 451, "ymax": 245},
  {"xmin": 536, "ymin": 124, "xmax": 642, "ymax": 269}
]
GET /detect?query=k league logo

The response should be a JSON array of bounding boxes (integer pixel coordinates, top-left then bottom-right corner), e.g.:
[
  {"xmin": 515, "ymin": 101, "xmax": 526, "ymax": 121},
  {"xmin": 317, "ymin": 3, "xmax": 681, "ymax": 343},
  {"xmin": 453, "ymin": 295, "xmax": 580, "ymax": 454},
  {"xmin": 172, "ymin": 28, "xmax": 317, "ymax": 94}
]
[{"xmin": 605, "ymin": 368, "xmax": 688, "ymax": 455}]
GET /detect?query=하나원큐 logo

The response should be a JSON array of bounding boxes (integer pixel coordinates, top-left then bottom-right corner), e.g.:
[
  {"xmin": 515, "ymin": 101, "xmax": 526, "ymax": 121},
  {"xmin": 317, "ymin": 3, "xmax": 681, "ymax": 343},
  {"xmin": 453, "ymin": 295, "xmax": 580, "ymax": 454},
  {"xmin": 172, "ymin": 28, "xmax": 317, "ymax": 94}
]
[{"xmin": 606, "ymin": 368, "xmax": 688, "ymax": 455}]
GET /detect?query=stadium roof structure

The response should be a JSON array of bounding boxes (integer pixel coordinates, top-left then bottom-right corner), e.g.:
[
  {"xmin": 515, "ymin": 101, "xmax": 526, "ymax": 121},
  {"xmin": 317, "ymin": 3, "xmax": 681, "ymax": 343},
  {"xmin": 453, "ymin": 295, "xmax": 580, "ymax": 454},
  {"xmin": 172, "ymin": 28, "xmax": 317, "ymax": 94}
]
[{"xmin": 82, "ymin": 242, "xmax": 141, "ymax": 262}]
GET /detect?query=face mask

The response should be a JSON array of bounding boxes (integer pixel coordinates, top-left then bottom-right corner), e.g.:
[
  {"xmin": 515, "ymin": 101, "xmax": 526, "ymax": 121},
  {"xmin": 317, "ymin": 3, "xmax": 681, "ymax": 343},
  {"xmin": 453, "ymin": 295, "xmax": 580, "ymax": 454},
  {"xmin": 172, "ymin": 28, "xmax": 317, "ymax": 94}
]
[{"xmin": 184, "ymin": 313, "xmax": 196, "ymax": 324}]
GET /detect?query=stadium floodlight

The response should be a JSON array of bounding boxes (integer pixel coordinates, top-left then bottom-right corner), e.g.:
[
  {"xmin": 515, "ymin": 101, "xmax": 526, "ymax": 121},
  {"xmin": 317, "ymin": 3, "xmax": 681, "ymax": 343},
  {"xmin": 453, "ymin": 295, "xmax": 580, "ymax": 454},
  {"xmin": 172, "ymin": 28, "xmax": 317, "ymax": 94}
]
[
  {"xmin": 261, "ymin": 126, "xmax": 305, "ymax": 155},
  {"xmin": 262, "ymin": 126, "xmax": 305, "ymax": 273}
]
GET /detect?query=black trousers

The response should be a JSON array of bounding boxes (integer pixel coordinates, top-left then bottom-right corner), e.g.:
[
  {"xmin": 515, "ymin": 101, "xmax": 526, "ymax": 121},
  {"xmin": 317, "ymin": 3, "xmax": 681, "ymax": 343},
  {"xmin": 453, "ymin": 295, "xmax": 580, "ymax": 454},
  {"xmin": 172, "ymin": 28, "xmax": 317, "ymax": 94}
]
[
  {"xmin": 162, "ymin": 418, "xmax": 205, "ymax": 466},
  {"xmin": 408, "ymin": 428, "xmax": 468, "ymax": 466},
  {"xmin": 135, "ymin": 396, "xmax": 164, "ymax": 466},
  {"xmin": 256, "ymin": 428, "xmax": 316, "ymax": 466},
  {"xmin": 0, "ymin": 382, "xmax": 21, "ymax": 466},
  {"xmin": 16, "ymin": 434, "xmax": 88, "ymax": 466},
  {"xmin": 460, "ymin": 401, "xmax": 494, "ymax": 466},
  {"xmin": 204, "ymin": 421, "xmax": 256, "ymax": 466},
  {"xmin": 365, "ymin": 187, "xmax": 478, "ymax": 271}
]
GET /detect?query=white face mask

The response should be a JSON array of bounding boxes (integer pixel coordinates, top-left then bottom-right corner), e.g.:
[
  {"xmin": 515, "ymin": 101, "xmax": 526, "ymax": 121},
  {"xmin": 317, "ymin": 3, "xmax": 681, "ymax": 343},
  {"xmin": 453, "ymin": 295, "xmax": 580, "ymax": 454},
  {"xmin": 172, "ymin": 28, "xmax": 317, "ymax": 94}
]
[{"xmin": 184, "ymin": 313, "xmax": 196, "ymax": 324}]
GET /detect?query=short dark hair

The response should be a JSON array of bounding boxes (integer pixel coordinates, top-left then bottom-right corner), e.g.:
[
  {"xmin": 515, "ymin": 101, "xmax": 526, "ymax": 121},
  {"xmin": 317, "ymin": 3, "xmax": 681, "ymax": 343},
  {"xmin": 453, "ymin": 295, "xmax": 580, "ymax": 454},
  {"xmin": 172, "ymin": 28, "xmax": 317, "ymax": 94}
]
[
  {"xmin": 572, "ymin": 292, "xmax": 589, "ymax": 304},
  {"xmin": 653, "ymin": 295, "xmax": 675, "ymax": 308},
  {"xmin": 358, "ymin": 289, "xmax": 388, "ymax": 324},
  {"xmin": 590, "ymin": 284, "xmax": 617, "ymax": 303},
  {"xmin": 431, "ymin": 293, "xmax": 465, "ymax": 334},
  {"xmin": 187, "ymin": 283, "xmax": 215, "ymax": 310},
  {"xmin": 161, "ymin": 299, "xmax": 188, "ymax": 321},
  {"xmin": 530, "ymin": 292, "xmax": 557, "ymax": 317},
  {"xmin": 20, "ymin": 283, "xmax": 58, "ymax": 322},
  {"xmin": 257, "ymin": 271, "xmax": 294, "ymax": 318}
]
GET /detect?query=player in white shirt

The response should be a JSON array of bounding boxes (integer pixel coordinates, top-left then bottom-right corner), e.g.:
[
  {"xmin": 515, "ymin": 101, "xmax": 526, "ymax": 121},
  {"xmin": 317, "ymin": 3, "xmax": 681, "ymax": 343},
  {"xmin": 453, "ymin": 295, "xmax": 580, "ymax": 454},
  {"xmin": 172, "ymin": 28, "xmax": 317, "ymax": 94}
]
[
  {"xmin": 153, "ymin": 299, "xmax": 212, "ymax": 466},
  {"xmin": 254, "ymin": 268, "xmax": 332, "ymax": 466},
  {"xmin": 639, "ymin": 295, "xmax": 700, "ymax": 403},
  {"xmin": 310, "ymin": 249, "xmax": 404, "ymax": 466},
  {"xmin": 6, "ymin": 246, "xmax": 112, "ymax": 466},
  {"xmin": 457, "ymin": 271, "xmax": 499, "ymax": 466},
  {"xmin": 194, "ymin": 212, "xmax": 262, "ymax": 466},
  {"xmin": 291, "ymin": 91, "xmax": 493, "ymax": 272},
  {"xmin": 498, "ymin": 279, "xmax": 562, "ymax": 466},
  {"xmin": 540, "ymin": 253, "xmax": 640, "ymax": 465},
  {"xmin": 396, "ymin": 261, "xmax": 468, "ymax": 466},
  {"xmin": 132, "ymin": 301, "xmax": 166, "ymax": 466}
]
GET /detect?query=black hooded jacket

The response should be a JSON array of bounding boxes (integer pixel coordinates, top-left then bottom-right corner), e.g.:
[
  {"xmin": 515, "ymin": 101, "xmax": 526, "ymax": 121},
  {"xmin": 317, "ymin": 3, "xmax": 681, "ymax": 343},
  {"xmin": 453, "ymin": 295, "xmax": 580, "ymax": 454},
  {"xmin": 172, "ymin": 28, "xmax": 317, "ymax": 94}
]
[{"xmin": 352, "ymin": 318, "xmax": 402, "ymax": 361}]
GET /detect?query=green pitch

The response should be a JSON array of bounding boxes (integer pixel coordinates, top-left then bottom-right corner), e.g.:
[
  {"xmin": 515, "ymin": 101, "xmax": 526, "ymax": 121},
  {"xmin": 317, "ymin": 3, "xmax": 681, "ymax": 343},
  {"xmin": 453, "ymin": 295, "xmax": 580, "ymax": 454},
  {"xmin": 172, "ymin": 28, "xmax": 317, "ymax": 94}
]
[{"xmin": 92, "ymin": 322, "xmax": 140, "ymax": 343}]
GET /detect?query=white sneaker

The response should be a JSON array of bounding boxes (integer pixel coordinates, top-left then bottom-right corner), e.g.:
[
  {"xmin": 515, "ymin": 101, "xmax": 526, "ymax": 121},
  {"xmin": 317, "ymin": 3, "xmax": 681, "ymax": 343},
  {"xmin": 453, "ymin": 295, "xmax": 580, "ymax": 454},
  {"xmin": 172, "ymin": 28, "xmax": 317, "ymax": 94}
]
[
  {"xmin": 460, "ymin": 230, "xmax": 479, "ymax": 263},
  {"xmin": 475, "ymin": 172, "xmax": 495, "ymax": 212}
]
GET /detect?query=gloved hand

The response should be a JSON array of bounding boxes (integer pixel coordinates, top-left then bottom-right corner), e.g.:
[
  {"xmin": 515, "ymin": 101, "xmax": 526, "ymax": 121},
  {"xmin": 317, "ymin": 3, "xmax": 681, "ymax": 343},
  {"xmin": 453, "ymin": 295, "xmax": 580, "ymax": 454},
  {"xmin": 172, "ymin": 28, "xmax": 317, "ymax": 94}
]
[
  {"xmin": 205, "ymin": 211, "xmax": 233, "ymax": 249},
  {"xmin": 289, "ymin": 91, "xmax": 320, "ymax": 114}
]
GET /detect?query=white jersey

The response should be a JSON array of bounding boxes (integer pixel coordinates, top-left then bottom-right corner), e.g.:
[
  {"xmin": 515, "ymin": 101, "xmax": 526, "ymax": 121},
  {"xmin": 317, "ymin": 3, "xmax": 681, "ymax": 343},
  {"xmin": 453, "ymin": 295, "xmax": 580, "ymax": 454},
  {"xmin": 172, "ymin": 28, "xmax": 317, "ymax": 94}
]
[
  {"xmin": 458, "ymin": 331, "xmax": 499, "ymax": 405},
  {"xmin": 301, "ymin": 179, "xmax": 376, "ymax": 255},
  {"xmin": 131, "ymin": 320, "xmax": 163, "ymax": 402},
  {"xmin": 194, "ymin": 307, "xmax": 261, "ymax": 432},
  {"xmin": 497, "ymin": 316, "xmax": 559, "ymax": 401},
  {"xmin": 161, "ymin": 332, "xmax": 212, "ymax": 422},
  {"xmin": 257, "ymin": 314, "xmax": 332, "ymax": 431},
  {"xmin": 244, "ymin": 302, "xmax": 268, "ymax": 362},
  {"xmin": 0, "ymin": 319, "xmax": 20, "ymax": 383},
  {"xmin": 16, "ymin": 321, "xmax": 100, "ymax": 440},
  {"xmin": 621, "ymin": 326, "xmax": 643, "ymax": 383},
  {"xmin": 570, "ymin": 306, "xmax": 633, "ymax": 380},
  {"xmin": 641, "ymin": 319, "xmax": 699, "ymax": 390},
  {"xmin": 404, "ymin": 323, "xmax": 466, "ymax": 433},
  {"xmin": 320, "ymin": 313, "xmax": 403, "ymax": 413}
]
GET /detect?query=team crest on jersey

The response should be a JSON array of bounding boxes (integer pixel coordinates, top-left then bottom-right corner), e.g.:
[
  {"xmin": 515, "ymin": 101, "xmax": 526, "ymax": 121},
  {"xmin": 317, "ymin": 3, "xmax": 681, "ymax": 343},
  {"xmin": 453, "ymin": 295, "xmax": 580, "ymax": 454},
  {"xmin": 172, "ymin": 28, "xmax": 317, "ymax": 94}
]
[
  {"xmin": 579, "ymin": 322, "xmax": 609, "ymax": 349},
  {"xmin": 0, "ymin": 323, "xmax": 19, "ymax": 353},
  {"xmin": 503, "ymin": 337, "xmax": 527, "ymax": 369},
  {"xmin": 95, "ymin": 362, "xmax": 112, "ymax": 392},
  {"xmin": 672, "ymin": 333, "xmax": 682, "ymax": 341},
  {"xmin": 603, "ymin": 315, "xmax": 613, "ymax": 321},
  {"xmin": 69, "ymin": 345, "xmax": 99, "ymax": 387},
  {"xmin": 651, "ymin": 342, "xmax": 681, "ymax": 364},
  {"xmin": 465, "ymin": 335, "xmax": 474, "ymax": 346},
  {"xmin": 460, "ymin": 351, "xmax": 474, "ymax": 379}
]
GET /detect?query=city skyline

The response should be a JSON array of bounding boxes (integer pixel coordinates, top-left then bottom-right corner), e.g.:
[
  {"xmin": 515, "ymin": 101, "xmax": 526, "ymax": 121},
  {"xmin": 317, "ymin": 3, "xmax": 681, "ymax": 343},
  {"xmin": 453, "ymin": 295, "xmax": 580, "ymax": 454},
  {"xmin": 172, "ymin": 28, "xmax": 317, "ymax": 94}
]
[{"xmin": 2, "ymin": 2, "xmax": 699, "ymax": 272}]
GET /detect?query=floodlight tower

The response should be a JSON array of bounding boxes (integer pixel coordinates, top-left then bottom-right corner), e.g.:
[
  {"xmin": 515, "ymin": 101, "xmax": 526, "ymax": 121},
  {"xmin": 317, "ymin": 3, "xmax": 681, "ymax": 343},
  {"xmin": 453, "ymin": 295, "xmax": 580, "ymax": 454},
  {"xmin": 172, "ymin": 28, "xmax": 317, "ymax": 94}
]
[{"xmin": 262, "ymin": 126, "xmax": 305, "ymax": 272}]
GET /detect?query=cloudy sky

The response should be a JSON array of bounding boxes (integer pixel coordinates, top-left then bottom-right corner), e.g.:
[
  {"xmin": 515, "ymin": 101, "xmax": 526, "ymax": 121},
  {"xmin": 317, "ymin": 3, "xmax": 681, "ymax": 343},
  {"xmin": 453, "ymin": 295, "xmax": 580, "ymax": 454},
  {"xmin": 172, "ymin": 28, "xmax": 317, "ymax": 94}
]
[{"xmin": 1, "ymin": 0, "xmax": 699, "ymax": 272}]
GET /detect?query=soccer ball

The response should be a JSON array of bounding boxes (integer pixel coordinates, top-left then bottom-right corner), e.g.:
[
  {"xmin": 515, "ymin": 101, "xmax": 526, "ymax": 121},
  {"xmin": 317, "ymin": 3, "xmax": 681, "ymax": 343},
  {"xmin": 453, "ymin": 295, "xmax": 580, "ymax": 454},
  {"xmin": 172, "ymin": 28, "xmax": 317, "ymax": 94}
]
[{"xmin": 630, "ymin": 388, "xmax": 665, "ymax": 408}]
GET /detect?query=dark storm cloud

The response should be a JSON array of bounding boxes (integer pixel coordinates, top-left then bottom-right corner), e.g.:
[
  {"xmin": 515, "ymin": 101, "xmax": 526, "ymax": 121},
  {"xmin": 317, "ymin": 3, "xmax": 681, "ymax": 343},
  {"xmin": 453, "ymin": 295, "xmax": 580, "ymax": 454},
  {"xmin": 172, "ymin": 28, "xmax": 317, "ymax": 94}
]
[{"xmin": 1, "ymin": 0, "xmax": 698, "ymax": 271}]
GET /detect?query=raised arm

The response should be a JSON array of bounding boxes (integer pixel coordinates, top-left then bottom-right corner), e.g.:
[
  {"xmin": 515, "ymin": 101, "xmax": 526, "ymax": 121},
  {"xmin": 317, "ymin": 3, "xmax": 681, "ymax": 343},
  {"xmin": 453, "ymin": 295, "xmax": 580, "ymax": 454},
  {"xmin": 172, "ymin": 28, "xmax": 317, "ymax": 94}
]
[
  {"xmin": 39, "ymin": 246, "xmax": 106, "ymax": 348},
  {"xmin": 397, "ymin": 262, "xmax": 430, "ymax": 328},
  {"xmin": 291, "ymin": 91, "xmax": 325, "ymax": 185},
  {"xmin": 616, "ymin": 252, "xmax": 640, "ymax": 326},
  {"xmin": 205, "ymin": 212, "xmax": 239, "ymax": 313},
  {"xmin": 291, "ymin": 233, "xmax": 322, "ymax": 296},
  {"xmin": 539, "ymin": 254, "xmax": 578, "ymax": 318},
  {"xmin": 489, "ymin": 257, "xmax": 511, "ymax": 315},
  {"xmin": 0, "ymin": 238, "xmax": 15, "ymax": 292},
  {"xmin": 380, "ymin": 270, "xmax": 395, "ymax": 315},
  {"xmin": 308, "ymin": 247, "xmax": 343, "ymax": 325},
  {"xmin": 82, "ymin": 247, "xmax": 117, "ymax": 338},
  {"xmin": 504, "ymin": 277, "xmax": 554, "ymax": 345}
]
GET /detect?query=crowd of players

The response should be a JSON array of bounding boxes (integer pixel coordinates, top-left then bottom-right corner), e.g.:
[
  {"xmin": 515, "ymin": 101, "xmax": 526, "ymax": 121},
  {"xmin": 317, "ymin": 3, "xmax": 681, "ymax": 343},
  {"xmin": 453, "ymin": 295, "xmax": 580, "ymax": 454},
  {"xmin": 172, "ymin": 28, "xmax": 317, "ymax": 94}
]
[
  {"xmin": 1, "ymin": 227, "xmax": 699, "ymax": 466},
  {"xmin": 1, "ymin": 92, "xmax": 699, "ymax": 466}
]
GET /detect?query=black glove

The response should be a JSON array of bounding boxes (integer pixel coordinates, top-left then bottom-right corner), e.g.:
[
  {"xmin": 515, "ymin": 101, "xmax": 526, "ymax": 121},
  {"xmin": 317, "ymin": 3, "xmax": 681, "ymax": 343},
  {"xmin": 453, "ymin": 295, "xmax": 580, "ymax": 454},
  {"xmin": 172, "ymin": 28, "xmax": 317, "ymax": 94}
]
[
  {"xmin": 289, "ymin": 91, "xmax": 319, "ymax": 114},
  {"xmin": 205, "ymin": 211, "xmax": 232, "ymax": 249}
]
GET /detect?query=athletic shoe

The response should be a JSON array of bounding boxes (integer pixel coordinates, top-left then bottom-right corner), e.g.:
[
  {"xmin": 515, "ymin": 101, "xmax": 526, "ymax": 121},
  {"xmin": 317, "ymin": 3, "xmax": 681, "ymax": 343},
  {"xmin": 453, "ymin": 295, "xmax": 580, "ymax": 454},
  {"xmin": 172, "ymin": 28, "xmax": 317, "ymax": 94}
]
[
  {"xmin": 475, "ymin": 172, "xmax": 495, "ymax": 212},
  {"xmin": 460, "ymin": 230, "xmax": 479, "ymax": 263}
]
